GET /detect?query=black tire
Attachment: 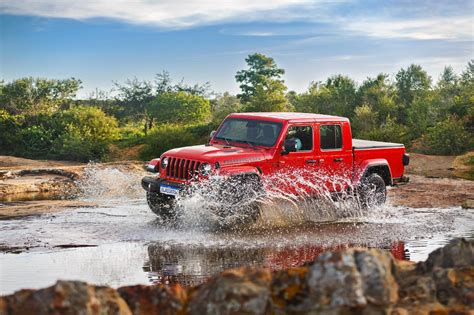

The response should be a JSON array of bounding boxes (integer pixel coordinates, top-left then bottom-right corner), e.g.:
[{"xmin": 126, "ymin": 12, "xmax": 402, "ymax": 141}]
[
  {"xmin": 214, "ymin": 175, "xmax": 263, "ymax": 229},
  {"xmin": 358, "ymin": 173, "xmax": 387, "ymax": 209},
  {"xmin": 146, "ymin": 192, "xmax": 178, "ymax": 222}
]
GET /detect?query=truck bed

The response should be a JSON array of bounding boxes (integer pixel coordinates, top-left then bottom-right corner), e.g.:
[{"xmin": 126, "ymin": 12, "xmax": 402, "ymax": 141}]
[{"xmin": 352, "ymin": 139, "xmax": 404, "ymax": 150}]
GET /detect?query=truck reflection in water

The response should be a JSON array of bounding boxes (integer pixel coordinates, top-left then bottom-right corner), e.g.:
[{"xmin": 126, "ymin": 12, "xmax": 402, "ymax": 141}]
[{"xmin": 143, "ymin": 241, "xmax": 409, "ymax": 287}]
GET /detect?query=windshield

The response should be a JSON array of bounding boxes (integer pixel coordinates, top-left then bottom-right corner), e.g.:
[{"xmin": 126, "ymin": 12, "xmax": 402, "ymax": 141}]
[{"xmin": 215, "ymin": 118, "xmax": 283, "ymax": 147}]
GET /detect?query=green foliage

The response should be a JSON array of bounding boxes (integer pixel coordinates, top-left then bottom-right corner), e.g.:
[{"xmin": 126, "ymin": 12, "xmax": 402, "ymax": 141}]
[
  {"xmin": 351, "ymin": 104, "xmax": 377, "ymax": 137},
  {"xmin": 148, "ymin": 91, "xmax": 211, "ymax": 124},
  {"xmin": 0, "ymin": 77, "xmax": 82, "ymax": 115},
  {"xmin": 420, "ymin": 115, "xmax": 473, "ymax": 155},
  {"xmin": 211, "ymin": 92, "xmax": 242, "ymax": 125},
  {"xmin": 140, "ymin": 124, "xmax": 209, "ymax": 160},
  {"xmin": 236, "ymin": 53, "xmax": 290, "ymax": 111},
  {"xmin": 51, "ymin": 106, "xmax": 120, "ymax": 161},
  {"xmin": 395, "ymin": 64, "xmax": 431, "ymax": 123},
  {"xmin": 243, "ymin": 81, "xmax": 292, "ymax": 112},
  {"xmin": 0, "ymin": 109, "xmax": 21, "ymax": 153},
  {"xmin": 366, "ymin": 115, "xmax": 410, "ymax": 145}
]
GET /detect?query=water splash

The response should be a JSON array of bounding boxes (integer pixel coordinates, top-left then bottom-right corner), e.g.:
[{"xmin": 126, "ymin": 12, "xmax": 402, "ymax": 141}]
[
  {"xmin": 76, "ymin": 162, "xmax": 145, "ymax": 203},
  {"xmin": 172, "ymin": 168, "xmax": 379, "ymax": 230}
]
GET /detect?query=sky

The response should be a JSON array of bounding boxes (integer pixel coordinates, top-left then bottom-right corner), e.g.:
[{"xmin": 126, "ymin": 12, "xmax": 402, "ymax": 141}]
[{"xmin": 1, "ymin": 0, "xmax": 473, "ymax": 98}]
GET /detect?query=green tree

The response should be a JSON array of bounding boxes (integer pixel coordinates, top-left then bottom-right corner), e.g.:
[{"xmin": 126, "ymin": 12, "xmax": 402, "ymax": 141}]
[
  {"xmin": 422, "ymin": 115, "xmax": 473, "ymax": 155},
  {"xmin": 114, "ymin": 78, "xmax": 154, "ymax": 135},
  {"xmin": 0, "ymin": 77, "xmax": 82, "ymax": 115},
  {"xmin": 52, "ymin": 106, "xmax": 120, "ymax": 161},
  {"xmin": 148, "ymin": 91, "xmax": 211, "ymax": 124},
  {"xmin": 356, "ymin": 74, "xmax": 397, "ymax": 122},
  {"xmin": 352, "ymin": 104, "xmax": 377, "ymax": 137},
  {"xmin": 235, "ymin": 53, "xmax": 290, "ymax": 111},
  {"xmin": 211, "ymin": 92, "xmax": 242, "ymax": 125},
  {"xmin": 395, "ymin": 64, "xmax": 431, "ymax": 123}
]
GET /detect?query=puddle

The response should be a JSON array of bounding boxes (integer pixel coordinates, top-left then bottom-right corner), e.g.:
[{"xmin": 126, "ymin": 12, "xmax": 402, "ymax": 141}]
[{"xmin": 1, "ymin": 165, "xmax": 473, "ymax": 295}]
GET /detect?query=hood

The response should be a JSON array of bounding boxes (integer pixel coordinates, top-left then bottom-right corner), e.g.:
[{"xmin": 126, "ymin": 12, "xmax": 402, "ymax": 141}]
[{"xmin": 162, "ymin": 144, "xmax": 266, "ymax": 166}]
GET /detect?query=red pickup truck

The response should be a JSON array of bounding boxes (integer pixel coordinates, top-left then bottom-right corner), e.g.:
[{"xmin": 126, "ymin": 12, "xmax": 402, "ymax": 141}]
[{"xmin": 142, "ymin": 112, "xmax": 409, "ymax": 226}]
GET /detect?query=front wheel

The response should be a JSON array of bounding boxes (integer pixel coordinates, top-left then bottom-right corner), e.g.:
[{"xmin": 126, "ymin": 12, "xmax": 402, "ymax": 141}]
[
  {"xmin": 357, "ymin": 173, "xmax": 387, "ymax": 209},
  {"xmin": 146, "ymin": 192, "xmax": 178, "ymax": 223}
]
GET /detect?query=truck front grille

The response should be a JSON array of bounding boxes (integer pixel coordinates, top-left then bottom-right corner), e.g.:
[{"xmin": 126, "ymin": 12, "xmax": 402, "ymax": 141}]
[{"xmin": 165, "ymin": 158, "xmax": 202, "ymax": 181}]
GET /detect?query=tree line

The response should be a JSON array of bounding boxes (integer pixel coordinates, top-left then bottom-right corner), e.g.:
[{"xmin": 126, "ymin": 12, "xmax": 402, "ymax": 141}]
[{"xmin": 1, "ymin": 53, "xmax": 473, "ymax": 161}]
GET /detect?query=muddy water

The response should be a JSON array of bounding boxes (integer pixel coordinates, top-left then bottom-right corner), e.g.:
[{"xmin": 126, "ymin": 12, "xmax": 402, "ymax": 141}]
[{"xmin": 1, "ymin": 167, "xmax": 473, "ymax": 295}]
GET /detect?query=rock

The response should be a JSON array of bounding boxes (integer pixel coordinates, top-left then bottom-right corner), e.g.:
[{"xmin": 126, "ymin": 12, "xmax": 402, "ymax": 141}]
[
  {"xmin": 186, "ymin": 267, "xmax": 272, "ymax": 315},
  {"xmin": 305, "ymin": 248, "xmax": 398, "ymax": 312},
  {"xmin": 432, "ymin": 267, "xmax": 474, "ymax": 309},
  {"xmin": 423, "ymin": 238, "xmax": 474, "ymax": 271},
  {"xmin": 270, "ymin": 267, "xmax": 310, "ymax": 314},
  {"xmin": 461, "ymin": 199, "xmax": 474, "ymax": 209},
  {"xmin": 0, "ymin": 281, "xmax": 131, "ymax": 315},
  {"xmin": 118, "ymin": 284, "xmax": 187, "ymax": 315}
]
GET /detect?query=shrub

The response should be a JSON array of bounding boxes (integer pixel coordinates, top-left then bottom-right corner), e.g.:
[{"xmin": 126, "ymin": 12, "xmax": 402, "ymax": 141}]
[
  {"xmin": 0, "ymin": 109, "xmax": 21, "ymax": 154},
  {"xmin": 139, "ymin": 124, "xmax": 203, "ymax": 160},
  {"xmin": 51, "ymin": 106, "xmax": 120, "ymax": 161},
  {"xmin": 420, "ymin": 115, "xmax": 473, "ymax": 155}
]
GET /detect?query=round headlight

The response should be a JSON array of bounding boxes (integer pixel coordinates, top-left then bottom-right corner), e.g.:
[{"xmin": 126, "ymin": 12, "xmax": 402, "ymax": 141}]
[
  {"xmin": 161, "ymin": 157, "xmax": 169, "ymax": 168},
  {"xmin": 200, "ymin": 163, "xmax": 212, "ymax": 175}
]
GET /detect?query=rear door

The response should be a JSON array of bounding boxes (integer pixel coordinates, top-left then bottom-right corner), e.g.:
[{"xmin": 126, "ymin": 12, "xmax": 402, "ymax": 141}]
[{"xmin": 316, "ymin": 122, "xmax": 353, "ymax": 191}]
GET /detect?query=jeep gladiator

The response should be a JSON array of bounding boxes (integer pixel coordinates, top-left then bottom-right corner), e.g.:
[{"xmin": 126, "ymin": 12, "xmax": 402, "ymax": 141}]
[{"xmin": 142, "ymin": 112, "xmax": 409, "ymax": 225}]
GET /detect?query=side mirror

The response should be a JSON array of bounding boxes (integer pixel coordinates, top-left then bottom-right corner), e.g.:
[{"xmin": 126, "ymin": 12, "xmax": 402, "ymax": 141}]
[
  {"xmin": 282, "ymin": 139, "xmax": 297, "ymax": 154},
  {"xmin": 208, "ymin": 130, "xmax": 216, "ymax": 143}
]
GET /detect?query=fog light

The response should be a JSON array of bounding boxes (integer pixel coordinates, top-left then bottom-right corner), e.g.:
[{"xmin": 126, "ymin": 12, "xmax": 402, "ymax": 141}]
[{"xmin": 200, "ymin": 163, "xmax": 212, "ymax": 175}]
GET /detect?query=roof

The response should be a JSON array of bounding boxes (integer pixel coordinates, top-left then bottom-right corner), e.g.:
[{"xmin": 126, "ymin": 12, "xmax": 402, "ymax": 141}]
[{"xmin": 227, "ymin": 112, "xmax": 349, "ymax": 123}]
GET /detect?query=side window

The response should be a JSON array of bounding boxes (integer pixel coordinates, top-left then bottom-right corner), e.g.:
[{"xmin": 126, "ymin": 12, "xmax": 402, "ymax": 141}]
[
  {"xmin": 320, "ymin": 124, "xmax": 342, "ymax": 150},
  {"xmin": 285, "ymin": 126, "xmax": 313, "ymax": 151}
]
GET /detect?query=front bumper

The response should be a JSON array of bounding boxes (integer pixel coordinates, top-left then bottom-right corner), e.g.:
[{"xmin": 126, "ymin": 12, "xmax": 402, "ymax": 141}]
[{"xmin": 141, "ymin": 176, "xmax": 185, "ymax": 193}]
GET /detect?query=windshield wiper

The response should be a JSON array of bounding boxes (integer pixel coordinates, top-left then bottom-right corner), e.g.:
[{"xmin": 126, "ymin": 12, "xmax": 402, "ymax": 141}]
[{"xmin": 216, "ymin": 136, "xmax": 231, "ymax": 146}]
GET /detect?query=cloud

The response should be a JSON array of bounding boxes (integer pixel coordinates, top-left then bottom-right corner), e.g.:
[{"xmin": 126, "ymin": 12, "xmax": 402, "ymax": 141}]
[
  {"xmin": 344, "ymin": 16, "xmax": 473, "ymax": 40},
  {"xmin": 1, "ymin": 0, "xmax": 471, "ymax": 42},
  {"xmin": 0, "ymin": 0, "xmax": 321, "ymax": 28}
]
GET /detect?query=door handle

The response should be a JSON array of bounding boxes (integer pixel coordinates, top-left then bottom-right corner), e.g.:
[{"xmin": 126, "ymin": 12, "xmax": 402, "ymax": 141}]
[
  {"xmin": 306, "ymin": 159, "xmax": 317, "ymax": 164},
  {"xmin": 334, "ymin": 158, "xmax": 343, "ymax": 162}
]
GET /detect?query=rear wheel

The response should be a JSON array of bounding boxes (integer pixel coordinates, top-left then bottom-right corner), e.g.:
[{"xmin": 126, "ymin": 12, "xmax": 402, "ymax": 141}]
[
  {"xmin": 146, "ymin": 192, "xmax": 178, "ymax": 223},
  {"xmin": 357, "ymin": 173, "xmax": 387, "ymax": 209}
]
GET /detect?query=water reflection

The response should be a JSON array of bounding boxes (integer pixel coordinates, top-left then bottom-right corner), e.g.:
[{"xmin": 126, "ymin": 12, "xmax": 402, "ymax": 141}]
[{"xmin": 143, "ymin": 241, "xmax": 408, "ymax": 286}]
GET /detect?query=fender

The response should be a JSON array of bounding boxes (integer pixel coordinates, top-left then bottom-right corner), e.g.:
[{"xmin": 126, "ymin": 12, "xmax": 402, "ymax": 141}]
[
  {"xmin": 218, "ymin": 165, "xmax": 262, "ymax": 179},
  {"xmin": 354, "ymin": 158, "xmax": 393, "ymax": 185}
]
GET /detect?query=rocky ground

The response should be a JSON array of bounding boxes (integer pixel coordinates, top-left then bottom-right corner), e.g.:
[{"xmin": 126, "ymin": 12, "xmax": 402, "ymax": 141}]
[{"xmin": 1, "ymin": 238, "xmax": 472, "ymax": 315}]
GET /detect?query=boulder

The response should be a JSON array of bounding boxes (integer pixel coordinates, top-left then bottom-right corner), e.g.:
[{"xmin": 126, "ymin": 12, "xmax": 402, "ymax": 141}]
[
  {"xmin": 186, "ymin": 267, "xmax": 272, "ymax": 315},
  {"xmin": 0, "ymin": 281, "xmax": 131, "ymax": 315},
  {"xmin": 117, "ymin": 284, "xmax": 187, "ymax": 315},
  {"xmin": 422, "ymin": 238, "xmax": 474, "ymax": 271}
]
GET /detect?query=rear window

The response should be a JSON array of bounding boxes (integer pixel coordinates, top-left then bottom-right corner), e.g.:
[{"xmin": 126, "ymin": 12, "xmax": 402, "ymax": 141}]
[{"xmin": 320, "ymin": 124, "xmax": 342, "ymax": 150}]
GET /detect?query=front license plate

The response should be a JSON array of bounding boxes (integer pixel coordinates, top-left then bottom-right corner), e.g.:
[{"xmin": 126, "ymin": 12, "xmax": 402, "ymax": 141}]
[{"xmin": 160, "ymin": 184, "xmax": 179, "ymax": 197}]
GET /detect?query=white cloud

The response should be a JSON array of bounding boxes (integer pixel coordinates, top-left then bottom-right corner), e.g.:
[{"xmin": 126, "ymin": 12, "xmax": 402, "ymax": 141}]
[
  {"xmin": 344, "ymin": 16, "xmax": 473, "ymax": 40},
  {"xmin": 0, "ymin": 0, "xmax": 318, "ymax": 28},
  {"xmin": 1, "ymin": 0, "xmax": 472, "ymax": 42}
]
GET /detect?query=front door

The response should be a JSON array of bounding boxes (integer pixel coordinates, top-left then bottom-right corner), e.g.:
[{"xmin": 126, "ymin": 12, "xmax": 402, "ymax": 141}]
[{"xmin": 276, "ymin": 124, "xmax": 317, "ymax": 195}]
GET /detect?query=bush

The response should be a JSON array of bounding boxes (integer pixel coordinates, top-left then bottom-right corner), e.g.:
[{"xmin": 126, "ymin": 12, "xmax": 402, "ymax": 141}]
[
  {"xmin": 51, "ymin": 106, "xmax": 120, "ymax": 161},
  {"xmin": 139, "ymin": 124, "xmax": 205, "ymax": 160},
  {"xmin": 366, "ymin": 115, "xmax": 411, "ymax": 145},
  {"xmin": 148, "ymin": 91, "xmax": 211, "ymax": 124},
  {"xmin": 0, "ymin": 110, "xmax": 21, "ymax": 154},
  {"xmin": 419, "ymin": 115, "xmax": 473, "ymax": 155}
]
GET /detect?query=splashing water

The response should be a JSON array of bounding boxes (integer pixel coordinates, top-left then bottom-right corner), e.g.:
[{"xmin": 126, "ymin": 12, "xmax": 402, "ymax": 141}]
[
  {"xmin": 173, "ymin": 168, "xmax": 373, "ymax": 229},
  {"xmin": 76, "ymin": 163, "xmax": 145, "ymax": 203}
]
